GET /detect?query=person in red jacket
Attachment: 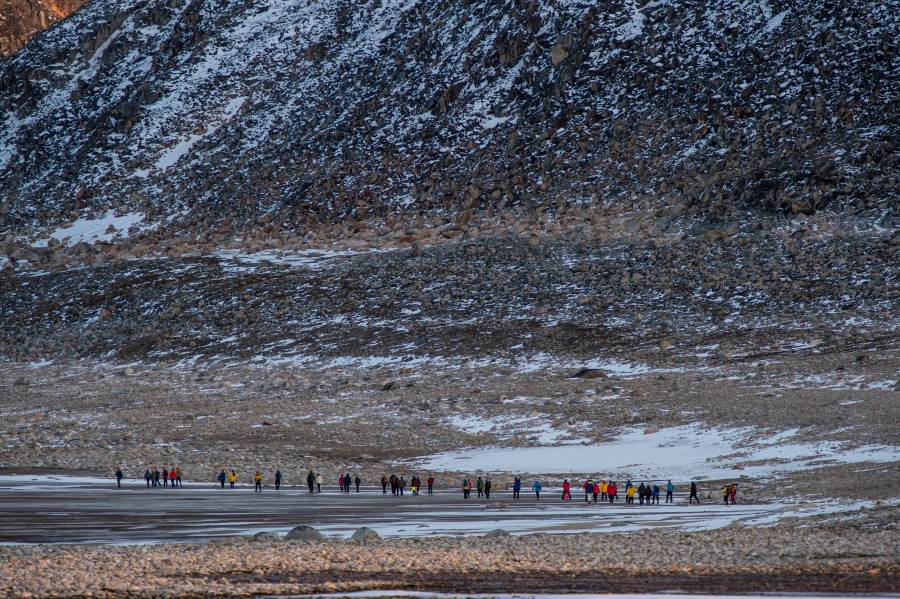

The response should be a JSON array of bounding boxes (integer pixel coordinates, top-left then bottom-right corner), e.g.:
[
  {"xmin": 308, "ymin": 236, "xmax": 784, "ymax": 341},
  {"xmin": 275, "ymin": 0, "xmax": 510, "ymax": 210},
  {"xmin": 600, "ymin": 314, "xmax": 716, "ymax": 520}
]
[
  {"xmin": 608, "ymin": 481, "xmax": 618, "ymax": 503},
  {"xmin": 427, "ymin": 476, "xmax": 435, "ymax": 494},
  {"xmin": 562, "ymin": 479, "xmax": 571, "ymax": 500}
]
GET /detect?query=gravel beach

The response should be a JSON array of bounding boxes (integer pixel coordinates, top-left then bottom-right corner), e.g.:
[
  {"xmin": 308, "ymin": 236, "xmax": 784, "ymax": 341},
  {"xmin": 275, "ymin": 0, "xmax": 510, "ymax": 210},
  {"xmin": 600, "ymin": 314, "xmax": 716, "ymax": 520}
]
[{"xmin": 1, "ymin": 513, "xmax": 898, "ymax": 598}]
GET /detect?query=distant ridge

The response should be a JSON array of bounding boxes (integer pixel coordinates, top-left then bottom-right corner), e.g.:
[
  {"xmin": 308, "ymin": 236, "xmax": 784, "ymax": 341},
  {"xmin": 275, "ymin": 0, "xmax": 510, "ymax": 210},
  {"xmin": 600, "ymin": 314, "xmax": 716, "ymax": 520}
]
[{"xmin": 0, "ymin": 0, "xmax": 896, "ymax": 245}]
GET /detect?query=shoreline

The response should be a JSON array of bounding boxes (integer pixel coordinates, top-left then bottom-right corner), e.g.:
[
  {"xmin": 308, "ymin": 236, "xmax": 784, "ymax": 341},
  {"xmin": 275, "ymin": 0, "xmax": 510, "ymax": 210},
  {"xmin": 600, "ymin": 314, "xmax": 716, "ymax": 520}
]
[{"xmin": 2, "ymin": 526, "xmax": 898, "ymax": 598}]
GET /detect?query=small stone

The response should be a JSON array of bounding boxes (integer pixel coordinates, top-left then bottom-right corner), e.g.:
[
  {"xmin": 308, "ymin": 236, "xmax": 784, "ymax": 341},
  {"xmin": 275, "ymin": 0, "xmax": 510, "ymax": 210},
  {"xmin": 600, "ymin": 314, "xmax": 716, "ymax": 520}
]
[
  {"xmin": 550, "ymin": 44, "xmax": 570, "ymax": 66},
  {"xmin": 571, "ymin": 368, "xmax": 607, "ymax": 379}
]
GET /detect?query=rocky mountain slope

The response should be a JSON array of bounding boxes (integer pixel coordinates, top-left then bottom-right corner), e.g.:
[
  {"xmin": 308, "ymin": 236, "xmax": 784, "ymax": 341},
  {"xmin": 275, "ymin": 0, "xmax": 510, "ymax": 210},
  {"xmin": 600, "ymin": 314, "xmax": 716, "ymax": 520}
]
[
  {"xmin": 0, "ymin": 0, "xmax": 897, "ymax": 367},
  {"xmin": 0, "ymin": 0, "xmax": 86, "ymax": 57},
  {"xmin": 0, "ymin": 0, "xmax": 897, "ymax": 246}
]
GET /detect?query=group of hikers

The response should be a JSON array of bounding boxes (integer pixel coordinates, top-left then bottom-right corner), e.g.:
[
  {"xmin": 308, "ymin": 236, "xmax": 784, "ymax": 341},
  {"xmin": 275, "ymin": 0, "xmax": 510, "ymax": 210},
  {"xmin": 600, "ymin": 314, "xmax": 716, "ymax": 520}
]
[
  {"xmin": 460, "ymin": 476, "xmax": 494, "ymax": 498},
  {"xmin": 722, "ymin": 483, "xmax": 739, "ymax": 504},
  {"xmin": 216, "ymin": 469, "xmax": 283, "ymax": 491},
  {"xmin": 127, "ymin": 466, "xmax": 183, "ymax": 488},
  {"xmin": 557, "ymin": 478, "xmax": 687, "ymax": 504},
  {"xmin": 380, "ymin": 474, "xmax": 434, "ymax": 495},
  {"xmin": 119, "ymin": 468, "xmax": 737, "ymax": 504}
]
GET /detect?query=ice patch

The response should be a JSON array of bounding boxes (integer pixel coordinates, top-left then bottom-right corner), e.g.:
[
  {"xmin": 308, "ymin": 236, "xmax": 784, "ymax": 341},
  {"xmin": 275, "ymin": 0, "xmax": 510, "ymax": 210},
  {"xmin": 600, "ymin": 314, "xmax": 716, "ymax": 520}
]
[
  {"xmin": 215, "ymin": 247, "xmax": 376, "ymax": 271},
  {"xmin": 446, "ymin": 414, "xmax": 588, "ymax": 446},
  {"xmin": 765, "ymin": 9, "xmax": 790, "ymax": 33},
  {"xmin": 617, "ymin": 0, "xmax": 646, "ymax": 40},
  {"xmin": 41, "ymin": 210, "xmax": 145, "ymax": 247},
  {"xmin": 413, "ymin": 424, "xmax": 900, "ymax": 479},
  {"xmin": 481, "ymin": 115, "xmax": 510, "ymax": 130},
  {"xmin": 151, "ymin": 96, "xmax": 246, "ymax": 172}
]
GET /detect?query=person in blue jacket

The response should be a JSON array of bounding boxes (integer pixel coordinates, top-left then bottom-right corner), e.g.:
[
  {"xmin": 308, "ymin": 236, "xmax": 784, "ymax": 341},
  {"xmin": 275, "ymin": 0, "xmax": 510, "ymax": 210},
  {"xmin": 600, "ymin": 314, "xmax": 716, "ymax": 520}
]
[
  {"xmin": 532, "ymin": 479, "xmax": 542, "ymax": 500},
  {"xmin": 665, "ymin": 480, "xmax": 674, "ymax": 503}
]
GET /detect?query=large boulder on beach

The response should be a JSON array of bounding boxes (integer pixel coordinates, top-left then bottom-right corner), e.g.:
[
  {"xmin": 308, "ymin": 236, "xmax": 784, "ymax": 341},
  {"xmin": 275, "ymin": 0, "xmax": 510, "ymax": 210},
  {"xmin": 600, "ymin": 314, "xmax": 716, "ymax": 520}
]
[
  {"xmin": 286, "ymin": 526, "xmax": 325, "ymax": 541},
  {"xmin": 351, "ymin": 527, "xmax": 380, "ymax": 541},
  {"xmin": 484, "ymin": 528, "xmax": 511, "ymax": 538},
  {"xmin": 251, "ymin": 532, "xmax": 282, "ymax": 542}
]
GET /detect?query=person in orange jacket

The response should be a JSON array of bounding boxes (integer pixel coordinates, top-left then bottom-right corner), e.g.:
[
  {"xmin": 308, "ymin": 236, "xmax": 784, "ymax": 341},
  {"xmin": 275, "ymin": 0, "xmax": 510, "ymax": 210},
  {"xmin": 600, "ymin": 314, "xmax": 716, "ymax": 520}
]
[{"xmin": 562, "ymin": 479, "xmax": 571, "ymax": 500}]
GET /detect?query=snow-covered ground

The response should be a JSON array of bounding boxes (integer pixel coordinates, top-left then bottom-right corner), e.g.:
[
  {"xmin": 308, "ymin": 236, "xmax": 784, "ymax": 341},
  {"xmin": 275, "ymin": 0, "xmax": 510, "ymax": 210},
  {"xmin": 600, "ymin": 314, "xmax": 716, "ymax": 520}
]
[
  {"xmin": 412, "ymin": 424, "xmax": 899, "ymax": 480},
  {"xmin": 40, "ymin": 210, "xmax": 146, "ymax": 247},
  {"xmin": 215, "ymin": 248, "xmax": 370, "ymax": 271}
]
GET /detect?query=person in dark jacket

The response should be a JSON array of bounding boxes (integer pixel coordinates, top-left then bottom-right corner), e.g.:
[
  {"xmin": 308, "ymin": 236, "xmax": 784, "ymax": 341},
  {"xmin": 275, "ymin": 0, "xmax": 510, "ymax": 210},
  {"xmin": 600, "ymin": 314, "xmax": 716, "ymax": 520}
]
[
  {"xmin": 513, "ymin": 477, "xmax": 521, "ymax": 499},
  {"xmin": 144, "ymin": 469, "xmax": 152, "ymax": 488},
  {"xmin": 638, "ymin": 482, "xmax": 647, "ymax": 505},
  {"xmin": 689, "ymin": 481, "xmax": 700, "ymax": 504},
  {"xmin": 115, "ymin": 467, "xmax": 123, "ymax": 488},
  {"xmin": 274, "ymin": 470, "xmax": 282, "ymax": 490},
  {"xmin": 217, "ymin": 469, "xmax": 226, "ymax": 488},
  {"xmin": 484, "ymin": 478, "xmax": 492, "ymax": 498},
  {"xmin": 381, "ymin": 475, "xmax": 388, "ymax": 494},
  {"xmin": 307, "ymin": 470, "xmax": 315, "ymax": 493},
  {"xmin": 354, "ymin": 475, "xmax": 361, "ymax": 493}
]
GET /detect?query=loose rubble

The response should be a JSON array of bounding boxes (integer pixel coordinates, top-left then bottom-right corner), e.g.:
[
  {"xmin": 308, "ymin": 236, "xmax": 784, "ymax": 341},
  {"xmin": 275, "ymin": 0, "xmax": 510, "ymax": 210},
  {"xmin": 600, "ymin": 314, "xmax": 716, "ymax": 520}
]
[{"xmin": 0, "ymin": 519, "xmax": 897, "ymax": 597}]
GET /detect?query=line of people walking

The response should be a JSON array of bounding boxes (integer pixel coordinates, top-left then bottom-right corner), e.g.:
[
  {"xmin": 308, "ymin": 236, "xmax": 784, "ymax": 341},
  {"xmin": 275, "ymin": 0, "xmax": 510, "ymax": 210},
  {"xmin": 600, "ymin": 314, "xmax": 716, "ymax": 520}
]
[
  {"xmin": 473, "ymin": 477, "xmax": 714, "ymax": 505},
  {"xmin": 117, "ymin": 468, "xmax": 733, "ymax": 505}
]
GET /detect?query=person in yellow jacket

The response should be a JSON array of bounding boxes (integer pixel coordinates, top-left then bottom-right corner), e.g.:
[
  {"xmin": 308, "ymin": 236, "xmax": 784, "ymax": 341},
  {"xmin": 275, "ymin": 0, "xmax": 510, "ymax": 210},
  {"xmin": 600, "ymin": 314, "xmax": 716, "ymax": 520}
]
[
  {"xmin": 228, "ymin": 470, "xmax": 236, "ymax": 488},
  {"xmin": 626, "ymin": 484, "xmax": 636, "ymax": 504},
  {"xmin": 600, "ymin": 480, "xmax": 608, "ymax": 501},
  {"xmin": 254, "ymin": 471, "xmax": 263, "ymax": 492}
]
